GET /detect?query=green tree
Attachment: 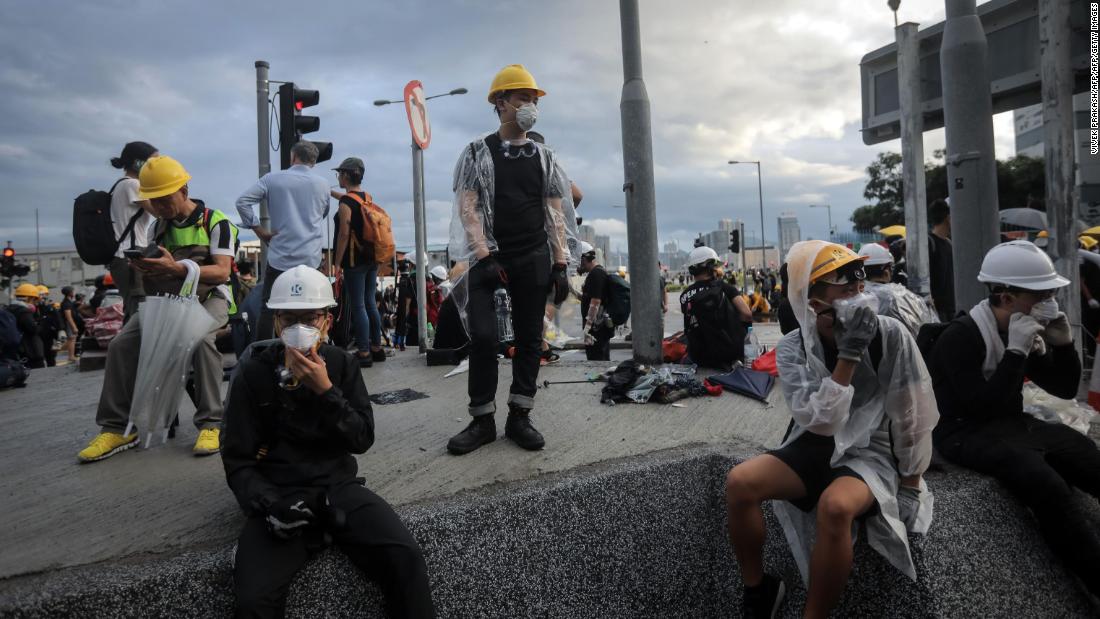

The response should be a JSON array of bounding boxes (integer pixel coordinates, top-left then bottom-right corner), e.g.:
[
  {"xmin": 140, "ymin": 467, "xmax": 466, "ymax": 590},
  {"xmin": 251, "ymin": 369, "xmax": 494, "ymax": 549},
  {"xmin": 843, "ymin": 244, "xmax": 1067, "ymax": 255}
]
[{"xmin": 851, "ymin": 152, "xmax": 904, "ymax": 232}]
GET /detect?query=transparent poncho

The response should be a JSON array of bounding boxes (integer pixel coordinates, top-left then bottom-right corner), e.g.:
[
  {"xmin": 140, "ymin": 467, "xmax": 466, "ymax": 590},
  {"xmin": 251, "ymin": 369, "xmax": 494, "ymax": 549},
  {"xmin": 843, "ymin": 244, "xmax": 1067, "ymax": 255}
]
[
  {"xmin": 863, "ymin": 280, "xmax": 939, "ymax": 337},
  {"xmin": 773, "ymin": 240, "xmax": 940, "ymax": 585},
  {"xmin": 447, "ymin": 134, "xmax": 578, "ymax": 333}
]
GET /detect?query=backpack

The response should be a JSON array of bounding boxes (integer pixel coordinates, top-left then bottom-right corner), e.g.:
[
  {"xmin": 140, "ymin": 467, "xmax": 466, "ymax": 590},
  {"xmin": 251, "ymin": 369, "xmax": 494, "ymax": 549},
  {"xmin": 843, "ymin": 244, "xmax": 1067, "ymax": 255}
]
[
  {"xmin": 916, "ymin": 316, "xmax": 969, "ymax": 367},
  {"xmin": 681, "ymin": 281, "xmax": 741, "ymax": 366},
  {"xmin": 73, "ymin": 179, "xmax": 145, "ymax": 266},
  {"xmin": 0, "ymin": 358, "xmax": 28, "ymax": 389},
  {"xmin": 0, "ymin": 309, "xmax": 20, "ymax": 355},
  {"xmin": 345, "ymin": 192, "xmax": 396, "ymax": 265},
  {"xmin": 605, "ymin": 273, "xmax": 631, "ymax": 326}
]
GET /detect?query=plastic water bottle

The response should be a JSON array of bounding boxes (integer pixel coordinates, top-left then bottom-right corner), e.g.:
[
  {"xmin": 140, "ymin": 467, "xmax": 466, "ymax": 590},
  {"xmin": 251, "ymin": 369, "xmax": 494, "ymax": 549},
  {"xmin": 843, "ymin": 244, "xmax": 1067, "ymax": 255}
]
[
  {"xmin": 744, "ymin": 325, "xmax": 759, "ymax": 363},
  {"xmin": 426, "ymin": 322, "xmax": 435, "ymax": 343},
  {"xmin": 494, "ymin": 287, "xmax": 514, "ymax": 342}
]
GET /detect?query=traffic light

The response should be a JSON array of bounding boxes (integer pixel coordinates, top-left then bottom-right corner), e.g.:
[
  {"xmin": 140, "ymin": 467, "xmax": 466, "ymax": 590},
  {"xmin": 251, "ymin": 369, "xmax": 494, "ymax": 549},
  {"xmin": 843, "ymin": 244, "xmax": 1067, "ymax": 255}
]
[
  {"xmin": 1, "ymin": 247, "xmax": 13, "ymax": 277},
  {"xmin": 693, "ymin": 236, "xmax": 704, "ymax": 248},
  {"xmin": 278, "ymin": 82, "xmax": 333, "ymax": 169},
  {"xmin": 728, "ymin": 230, "xmax": 740, "ymax": 253}
]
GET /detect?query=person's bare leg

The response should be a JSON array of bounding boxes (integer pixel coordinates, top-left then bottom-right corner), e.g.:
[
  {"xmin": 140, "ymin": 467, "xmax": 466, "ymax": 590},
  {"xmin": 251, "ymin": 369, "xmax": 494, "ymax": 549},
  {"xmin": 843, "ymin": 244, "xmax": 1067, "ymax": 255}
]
[
  {"xmin": 804, "ymin": 476, "xmax": 875, "ymax": 619},
  {"xmin": 725, "ymin": 454, "xmax": 806, "ymax": 586}
]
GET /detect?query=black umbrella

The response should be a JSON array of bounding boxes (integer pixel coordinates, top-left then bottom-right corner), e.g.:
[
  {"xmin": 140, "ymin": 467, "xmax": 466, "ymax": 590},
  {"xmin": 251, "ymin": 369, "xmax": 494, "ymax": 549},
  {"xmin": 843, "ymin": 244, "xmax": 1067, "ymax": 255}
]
[{"xmin": 707, "ymin": 367, "xmax": 775, "ymax": 402}]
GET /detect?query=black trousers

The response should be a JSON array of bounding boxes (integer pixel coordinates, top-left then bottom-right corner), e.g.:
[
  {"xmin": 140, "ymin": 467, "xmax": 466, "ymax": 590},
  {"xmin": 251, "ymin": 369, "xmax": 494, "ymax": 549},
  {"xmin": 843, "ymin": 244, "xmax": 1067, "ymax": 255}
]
[
  {"xmin": 937, "ymin": 415, "xmax": 1100, "ymax": 596},
  {"xmin": 467, "ymin": 246, "xmax": 550, "ymax": 416},
  {"xmin": 255, "ymin": 265, "xmax": 285, "ymax": 342},
  {"xmin": 585, "ymin": 324, "xmax": 614, "ymax": 361},
  {"xmin": 233, "ymin": 485, "xmax": 435, "ymax": 619}
]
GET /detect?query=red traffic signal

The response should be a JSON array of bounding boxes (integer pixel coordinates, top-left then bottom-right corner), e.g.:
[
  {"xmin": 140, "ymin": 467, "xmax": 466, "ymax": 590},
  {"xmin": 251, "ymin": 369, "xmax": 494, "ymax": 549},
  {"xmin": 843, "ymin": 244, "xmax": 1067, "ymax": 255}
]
[
  {"xmin": 277, "ymin": 83, "xmax": 330, "ymax": 169},
  {"xmin": 2, "ymin": 247, "xmax": 13, "ymax": 259}
]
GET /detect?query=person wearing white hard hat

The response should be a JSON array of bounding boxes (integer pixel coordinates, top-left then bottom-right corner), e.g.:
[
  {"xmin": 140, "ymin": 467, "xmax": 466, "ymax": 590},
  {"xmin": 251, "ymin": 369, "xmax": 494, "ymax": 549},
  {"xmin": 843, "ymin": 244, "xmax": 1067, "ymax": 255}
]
[
  {"xmin": 927, "ymin": 240, "xmax": 1100, "ymax": 597},
  {"xmin": 857, "ymin": 243, "xmax": 938, "ymax": 337},
  {"xmin": 221, "ymin": 265, "xmax": 436, "ymax": 618},
  {"xmin": 678, "ymin": 246, "xmax": 752, "ymax": 369},
  {"xmin": 575, "ymin": 241, "xmax": 615, "ymax": 361}
]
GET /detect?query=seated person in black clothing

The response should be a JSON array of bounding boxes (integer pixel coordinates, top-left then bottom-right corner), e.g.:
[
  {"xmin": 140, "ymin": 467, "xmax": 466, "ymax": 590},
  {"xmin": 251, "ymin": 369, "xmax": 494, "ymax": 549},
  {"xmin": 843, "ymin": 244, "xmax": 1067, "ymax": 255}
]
[
  {"xmin": 678, "ymin": 245, "xmax": 751, "ymax": 369},
  {"xmin": 726, "ymin": 241, "xmax": 937, "ymax": 618},
  {"xmin": 221, "ymin": 266, "xmax": 434, "ymax": 618},
  {"xmin": 928, "ymin": 240, "xmax": 1100, "ymax": 598}
]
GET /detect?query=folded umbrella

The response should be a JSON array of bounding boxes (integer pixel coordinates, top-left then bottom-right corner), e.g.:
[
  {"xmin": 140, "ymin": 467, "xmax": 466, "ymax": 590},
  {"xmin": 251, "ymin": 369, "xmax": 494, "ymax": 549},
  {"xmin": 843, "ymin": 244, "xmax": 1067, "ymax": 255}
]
[{"xmin": 707, "ymin": 366, "xmax": 775, "ymax": 402}]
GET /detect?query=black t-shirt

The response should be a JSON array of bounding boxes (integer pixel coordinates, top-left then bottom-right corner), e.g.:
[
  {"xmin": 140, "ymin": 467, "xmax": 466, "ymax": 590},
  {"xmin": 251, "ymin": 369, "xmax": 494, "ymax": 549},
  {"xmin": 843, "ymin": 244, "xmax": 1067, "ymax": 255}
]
[
  {"xmin": 928, "ymin": 233, "xmax": 954, "ymax": 319},
  {"xmin": 581, "ymin": 265, "xmax": 610, "ymax": 326},
  {"xmin": 397, "ymin": 274, "xmax": 416, "ymax": 317},
  {"xmin": 333, "ymin": 191, "xmax": 374, "ymax": 269},
  {"xmin": 485, "ymin": 133, "xmax": 548, "ymax": 257}
]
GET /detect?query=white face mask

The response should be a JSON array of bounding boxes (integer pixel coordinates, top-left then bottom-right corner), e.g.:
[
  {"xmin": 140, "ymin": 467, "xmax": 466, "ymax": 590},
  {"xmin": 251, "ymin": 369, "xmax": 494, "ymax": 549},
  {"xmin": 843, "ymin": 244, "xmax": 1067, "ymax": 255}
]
[
  {"xmin": 1029, "ymin": 297, "xmax": 1059, "ymax": 324},
  {"xmin": 280, "ymin": 323, "xmax": 321, "ymax": 352},
  {"xmin": 510, "ymin": 102, "xmax": 538, "ymax": 131},
  {"xmin": 832, "ymin": 291, "xmax": 881, "ymax": 326}
]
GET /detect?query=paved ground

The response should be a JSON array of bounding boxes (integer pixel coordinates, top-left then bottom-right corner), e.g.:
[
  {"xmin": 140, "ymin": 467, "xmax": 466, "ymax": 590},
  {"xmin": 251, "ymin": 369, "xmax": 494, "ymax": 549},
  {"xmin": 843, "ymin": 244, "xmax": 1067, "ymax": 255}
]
[{"xmin": 0, "ymin": 322, "xmax": 788, "ymax": 584}]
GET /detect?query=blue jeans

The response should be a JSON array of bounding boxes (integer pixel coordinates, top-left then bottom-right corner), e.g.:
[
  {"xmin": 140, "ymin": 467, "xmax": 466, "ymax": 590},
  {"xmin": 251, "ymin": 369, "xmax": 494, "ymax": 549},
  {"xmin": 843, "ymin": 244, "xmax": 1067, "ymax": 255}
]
[{"xmin": 344, "ymin": 263, "xmax": 382, "ymax": 351}]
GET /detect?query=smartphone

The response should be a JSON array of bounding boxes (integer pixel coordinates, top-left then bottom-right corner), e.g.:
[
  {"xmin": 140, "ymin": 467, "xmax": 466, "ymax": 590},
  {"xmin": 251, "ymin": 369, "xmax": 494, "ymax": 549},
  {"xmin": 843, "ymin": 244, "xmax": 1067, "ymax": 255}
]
[{"xmin": 123, "ymin": 248, "xmax": 144, "ymax": 260}]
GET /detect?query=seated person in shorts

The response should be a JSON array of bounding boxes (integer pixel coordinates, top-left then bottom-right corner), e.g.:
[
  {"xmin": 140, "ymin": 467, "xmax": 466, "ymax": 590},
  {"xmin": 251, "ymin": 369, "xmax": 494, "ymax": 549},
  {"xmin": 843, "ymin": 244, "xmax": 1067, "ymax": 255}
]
[{"xmin": 724, "ymin": 241, "xmax": 939, "ymax": 618}]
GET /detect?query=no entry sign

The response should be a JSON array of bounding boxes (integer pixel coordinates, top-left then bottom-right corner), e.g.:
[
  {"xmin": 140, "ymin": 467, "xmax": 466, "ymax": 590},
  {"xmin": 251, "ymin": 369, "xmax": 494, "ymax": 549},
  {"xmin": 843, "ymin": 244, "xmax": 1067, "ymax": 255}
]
[{"xmin": 403, "ymin": 80, "xmax": 431, "ymax": 150}]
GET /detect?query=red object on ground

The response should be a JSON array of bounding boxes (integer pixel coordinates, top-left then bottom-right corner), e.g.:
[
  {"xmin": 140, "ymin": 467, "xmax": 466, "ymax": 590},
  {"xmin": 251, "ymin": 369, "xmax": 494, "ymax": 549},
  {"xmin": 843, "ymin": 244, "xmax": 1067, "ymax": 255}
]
[{"xmin": 751, "ymin": 348, "xmax": 779, "ymax": 377}]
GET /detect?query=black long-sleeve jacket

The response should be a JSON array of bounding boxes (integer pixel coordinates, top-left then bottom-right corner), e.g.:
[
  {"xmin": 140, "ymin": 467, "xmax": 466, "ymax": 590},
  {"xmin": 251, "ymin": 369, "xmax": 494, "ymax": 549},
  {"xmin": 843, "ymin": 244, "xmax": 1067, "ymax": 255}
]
[
  {"xmin": 929, "ymin": 315, "xmax": 1080, "ymax": 438},
  {"xmin": 221, "ymin": 342, "xmax": 375, "ymax": 515}
]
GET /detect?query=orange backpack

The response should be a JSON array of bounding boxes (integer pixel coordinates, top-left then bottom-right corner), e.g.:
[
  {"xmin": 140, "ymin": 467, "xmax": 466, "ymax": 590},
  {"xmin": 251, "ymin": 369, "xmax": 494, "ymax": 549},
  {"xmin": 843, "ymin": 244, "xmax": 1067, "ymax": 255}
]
[{"xmin": 346, "ymin": 192, "xmax": 395, "ymax": 265}]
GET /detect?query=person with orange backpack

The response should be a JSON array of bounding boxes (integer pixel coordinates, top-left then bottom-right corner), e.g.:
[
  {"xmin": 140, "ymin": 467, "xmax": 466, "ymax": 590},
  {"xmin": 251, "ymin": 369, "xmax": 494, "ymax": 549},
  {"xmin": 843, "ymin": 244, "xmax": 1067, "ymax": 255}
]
[{"xmin": 330, "ymin": 157, "xmax": 393, "ymax": 367}]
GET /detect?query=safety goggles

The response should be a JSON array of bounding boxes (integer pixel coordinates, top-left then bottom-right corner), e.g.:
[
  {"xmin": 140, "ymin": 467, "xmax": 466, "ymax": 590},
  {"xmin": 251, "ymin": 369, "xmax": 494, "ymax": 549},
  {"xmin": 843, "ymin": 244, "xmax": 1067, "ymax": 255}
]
[
  {"xmin": 500, "ymin": 139, "xmax": 537, "ymax": 160},
  {"xmin": 276, "ymin": 311, "xmax": 327, "ymax": 328},
  {"xmin": 815, "ymin": 262, "xmax": 866, "ymax": 286}
]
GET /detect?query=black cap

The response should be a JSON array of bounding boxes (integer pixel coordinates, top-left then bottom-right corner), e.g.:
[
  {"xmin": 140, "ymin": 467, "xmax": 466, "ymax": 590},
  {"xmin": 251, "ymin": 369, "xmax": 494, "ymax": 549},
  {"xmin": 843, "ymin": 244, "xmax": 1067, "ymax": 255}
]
[
  {"xmin": 111, "ymin": 141, "xmax": 157, "ymax": 170},
  {"xmin": 332, "ymin": 157, "xmax": 365, "ymax": 174}
]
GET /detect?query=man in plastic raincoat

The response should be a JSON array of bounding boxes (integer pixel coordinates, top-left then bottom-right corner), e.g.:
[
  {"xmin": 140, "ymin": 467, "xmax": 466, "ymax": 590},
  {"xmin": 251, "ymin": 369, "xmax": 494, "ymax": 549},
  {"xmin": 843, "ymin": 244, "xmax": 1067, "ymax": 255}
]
[
  {"xmin": 444, "ymin": 64, "xmax": 573, "ymax": 456},
  {"xmin": 724, "ymin": 241, "xmax": 938, "ymax": 618},
  {"xmin": 857, "ymin": 242, "xmax": 938, "ymax": 337}
]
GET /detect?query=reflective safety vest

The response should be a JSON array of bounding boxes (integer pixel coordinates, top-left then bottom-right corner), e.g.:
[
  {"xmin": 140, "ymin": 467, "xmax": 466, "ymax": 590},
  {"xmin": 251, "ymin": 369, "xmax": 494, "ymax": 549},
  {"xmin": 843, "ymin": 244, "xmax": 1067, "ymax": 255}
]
[{"xmin": 148, "ymin": 203, "xmax": 239, "ymax": 314}]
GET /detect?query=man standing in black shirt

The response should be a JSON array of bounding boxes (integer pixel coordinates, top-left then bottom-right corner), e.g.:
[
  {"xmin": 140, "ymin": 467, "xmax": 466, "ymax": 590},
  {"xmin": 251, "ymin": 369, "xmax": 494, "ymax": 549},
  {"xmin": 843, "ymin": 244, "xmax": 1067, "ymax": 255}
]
[
  {"xmin": 928, "ymin": 240, "xmax": 1100, "ymax": 597},
  {"xmin": 927, "ymin": 199, "xmax": 954, "ymax": 321},
  {"xmin": 445, "ymin": 65, "xmax": 571, "ymax": 456},
  {"xmin": 678, "ymin": 246, "xmax": 752, "ymax": 369},
  {"xmin": 577, "ymin": 242, "xmax": 613, "ymax": 361}
]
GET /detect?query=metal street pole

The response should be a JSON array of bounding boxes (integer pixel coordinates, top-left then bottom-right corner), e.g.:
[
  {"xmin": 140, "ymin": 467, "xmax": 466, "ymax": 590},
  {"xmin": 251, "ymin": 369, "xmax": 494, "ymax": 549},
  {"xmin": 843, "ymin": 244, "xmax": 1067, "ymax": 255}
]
[
  {"xmin": 739, "ymin": 220, "xmax": 747, "ymax": 276},
  {"xmin": 1039, "ymin": 0, "xmax": 1080, "ymax": 358},
  {"xmin": 619, "ymin": 0, "xmax": 661, "ymax": 363},
  {"xmin": 896, "ymin": 22, "xmax": 931, "ymax": 298},
  {"xmin": 940, "ymin": 0, "xmax": 1000, "ymax": 312},
  {"xmin": 754, "ymin": 162, "xmax": 767, "ymax": 267},
  {"xmin": 412, "ymin": 142, "xmax": 429, "ymax": 353},
  {"xmin": 35, "ymin": 208, "xmax": 41, "ymax": 285},
  {"xmin": 255, "ymin": 60, "xmax": 272, "ymax": 275},
  {"xmin": 810, "ymin": 204, "xmax": 832, "ymax": 239}
]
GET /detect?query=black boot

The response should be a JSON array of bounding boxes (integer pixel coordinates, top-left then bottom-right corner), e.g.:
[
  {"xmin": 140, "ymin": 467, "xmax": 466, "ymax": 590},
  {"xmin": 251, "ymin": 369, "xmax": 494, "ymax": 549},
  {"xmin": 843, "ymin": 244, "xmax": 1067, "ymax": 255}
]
[
  {"xmin": 505, "ymin": 406, "xmax": 545, "ymax": 451},
  {"xmin": 447, "ymin": 414, "xmax": 496, "ymax": 455}
]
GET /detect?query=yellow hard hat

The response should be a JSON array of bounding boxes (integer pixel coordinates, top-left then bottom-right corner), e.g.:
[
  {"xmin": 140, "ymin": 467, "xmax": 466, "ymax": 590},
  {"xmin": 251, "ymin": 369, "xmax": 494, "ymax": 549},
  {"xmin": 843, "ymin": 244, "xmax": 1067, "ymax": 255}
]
[
  {"xmin": 809, "ymin": 243, "xmax": 867, "ymax": 285},
  {"xmin": 35, "ymin": 285, "xmax": 48, "ymax": 296},
  {"xmin": 487, "ymin": 64, "xmax": 546, "ymax": 103},
  {"xmin": 1081, "ymin": 235, "xmax": 1098, "ymax": 249},
  {"xmin": 15, "ymin": 283, "xmax": 39, "ymax": 298},
  {"xmin": 1037, "ymin": 230, "xmax": 1048, "ymax": 238},
  {"xmin": 138, "ymin": 155, "xmax": 191, "ymax": 200}
]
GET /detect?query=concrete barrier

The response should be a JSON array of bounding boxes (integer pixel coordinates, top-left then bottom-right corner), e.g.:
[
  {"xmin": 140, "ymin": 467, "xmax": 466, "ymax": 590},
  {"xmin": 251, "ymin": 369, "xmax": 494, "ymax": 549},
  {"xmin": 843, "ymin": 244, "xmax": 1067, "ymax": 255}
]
[{"xmin": 2, "ymin": 444, "xmax": 1097, "ymax": 617}]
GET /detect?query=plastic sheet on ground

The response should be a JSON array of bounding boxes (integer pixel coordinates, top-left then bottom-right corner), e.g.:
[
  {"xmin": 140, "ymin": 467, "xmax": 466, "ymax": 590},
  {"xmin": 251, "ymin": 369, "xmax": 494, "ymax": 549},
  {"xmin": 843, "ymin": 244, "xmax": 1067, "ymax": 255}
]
[
  {"xmin": 126, "ymin": 260, "xmax": 217, "ymax": 447},
  {"xmin": 1022, "ymin": 382, "xmax": 1093, "ymax": 435},
  {"xmin": 370, "ymin": 388, "xmax": 430, "ymax": 406}
]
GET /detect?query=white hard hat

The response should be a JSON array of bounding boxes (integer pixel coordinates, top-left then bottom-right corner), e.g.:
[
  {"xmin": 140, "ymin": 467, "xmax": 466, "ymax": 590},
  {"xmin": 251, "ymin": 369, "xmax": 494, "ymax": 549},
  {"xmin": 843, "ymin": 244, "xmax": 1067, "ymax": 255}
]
[
  {"xmin": 430, "ymin": 265, "xmax": 448, "ymax": 280},
  {"xmin": 578, "ymin": 241, "xmax": 595, "ymax": 256},
  {"xmin": 858, "ymin": 242, "xmax": 894, "ymax": 266},
  {"xmin": 977, "ymin": 240, "xmax": 1070, "ymax": 290},
  {"xmin": 267, "ymin": 265, "xmax": 337, "ymax": 309},
  {"xmin": 688, "ymin": 246, "xmax": 719, "ymax": 267}
]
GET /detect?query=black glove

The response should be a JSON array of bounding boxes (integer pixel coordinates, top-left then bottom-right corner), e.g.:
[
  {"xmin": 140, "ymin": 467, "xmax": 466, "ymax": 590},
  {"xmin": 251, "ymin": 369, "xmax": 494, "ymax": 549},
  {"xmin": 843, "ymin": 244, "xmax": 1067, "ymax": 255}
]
[
  {"xmin": 834, "ymin": 305, "xmax": 878, "ymax": 363},
  {"xmin": 550, "ymin": 263, "xmax": 569, "ymax": 305},
  {"xmin": 265, "ymin": 495, "xmax": 315, "ymax": 540},
  {"xmin": 478, "ymin": 256, "xmax": 506, "ymax": 284}
]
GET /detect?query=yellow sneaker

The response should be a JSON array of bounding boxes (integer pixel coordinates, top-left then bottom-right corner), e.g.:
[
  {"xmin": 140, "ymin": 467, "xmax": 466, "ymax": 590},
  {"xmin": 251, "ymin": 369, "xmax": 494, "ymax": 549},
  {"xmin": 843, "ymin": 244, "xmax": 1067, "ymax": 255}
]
[
  {"xmin": 193, "ymin": 428, "xmax": 220, "ymax": 456},
  {"xmin": 78, "ymin": 432, "xmax": 138, "ymax": 463}
]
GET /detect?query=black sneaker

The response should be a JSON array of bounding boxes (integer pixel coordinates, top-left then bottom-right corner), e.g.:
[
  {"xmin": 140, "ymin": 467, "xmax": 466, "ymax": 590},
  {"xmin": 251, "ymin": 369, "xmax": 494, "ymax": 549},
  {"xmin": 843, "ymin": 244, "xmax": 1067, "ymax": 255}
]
[
  {"xmin": 356, "ymin": 353, "xmax": 373, "ymax": 368},
  {"xmin": 446, "ymin": 415, "xmax": 496, "ymax": 455},
  {"xmin": 505, "ymin": 406, "xmax": 545, "ymax": 451},
  {"xmin": 743, "ymin": 574, "xmax": 785, "ymax": 619},
  {"xmin": 371, "ymin": 348, "xmax": 387, "ymax": 362}
]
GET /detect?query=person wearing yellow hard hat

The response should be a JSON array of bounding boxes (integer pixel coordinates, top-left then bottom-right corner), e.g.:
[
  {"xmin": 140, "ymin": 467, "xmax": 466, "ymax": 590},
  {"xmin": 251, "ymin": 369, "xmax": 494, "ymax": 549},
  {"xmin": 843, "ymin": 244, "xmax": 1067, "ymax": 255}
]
[
  {"xmin": 445, "ymin": 63, "xmax": 571, "ymax": 457},
  {"xmin": 725, "ymin": 240, "xmax": 938, "ymax": 618},
  {"xmin": 79, "ymin": 155, "xmax": 239, "ymax": 463},
  {"xmin": 31, "ymin": 284, "xmax": 62, "ymax": 367},
  {"xmin": 107, "ymin": 141, "xmax": 159, "ymax": 323},
  {"xmin": 7, "ymin": 282, "xmax": 47, "ymax": 368}
]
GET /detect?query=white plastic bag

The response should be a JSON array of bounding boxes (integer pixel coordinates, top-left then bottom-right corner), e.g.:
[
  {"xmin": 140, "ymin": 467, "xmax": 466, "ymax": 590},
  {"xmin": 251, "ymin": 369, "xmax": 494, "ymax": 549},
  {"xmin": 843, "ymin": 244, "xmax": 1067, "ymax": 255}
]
[
  {"xmin": 1022, "ymin": 382, "xmax": 1093, "ymax": 435},
  {"xmin": 126, "ymin": 260, "xmax": 218, "ymax": 447}
]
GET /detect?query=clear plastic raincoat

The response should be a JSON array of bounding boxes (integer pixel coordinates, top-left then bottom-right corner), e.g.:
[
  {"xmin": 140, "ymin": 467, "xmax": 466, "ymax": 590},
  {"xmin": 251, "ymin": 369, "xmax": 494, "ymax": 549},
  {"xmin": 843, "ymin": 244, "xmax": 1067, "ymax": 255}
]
[
  {"xmin": 773, "ymin": 241, "xmax": 939, "ymax": 585},
  {"xmin": 447, "ymin": 134, "xmax": 578, "ymax": 332},
  {"xmin": 863, "ymin": 281, "xmax": 938, "ymax": 337}
]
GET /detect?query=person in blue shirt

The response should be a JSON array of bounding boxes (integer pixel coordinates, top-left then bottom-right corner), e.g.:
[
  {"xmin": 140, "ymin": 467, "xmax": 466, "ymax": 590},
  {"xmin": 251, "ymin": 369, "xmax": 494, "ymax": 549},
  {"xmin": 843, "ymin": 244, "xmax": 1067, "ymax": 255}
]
[{"xmin": 236, "ymin": 141, "xmax": 330, "ymax": 341}]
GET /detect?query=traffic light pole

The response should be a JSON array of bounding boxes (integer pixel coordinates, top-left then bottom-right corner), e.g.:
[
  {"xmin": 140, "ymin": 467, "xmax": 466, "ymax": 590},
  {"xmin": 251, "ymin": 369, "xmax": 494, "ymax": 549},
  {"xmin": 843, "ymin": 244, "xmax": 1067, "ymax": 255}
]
[
  {"xmin": 411, "ymin": 142, "xmax": 429, "ymax": 354},
  {"xmin": 255, "ymin": 60, "xmax": 271, "ymax": 274}
]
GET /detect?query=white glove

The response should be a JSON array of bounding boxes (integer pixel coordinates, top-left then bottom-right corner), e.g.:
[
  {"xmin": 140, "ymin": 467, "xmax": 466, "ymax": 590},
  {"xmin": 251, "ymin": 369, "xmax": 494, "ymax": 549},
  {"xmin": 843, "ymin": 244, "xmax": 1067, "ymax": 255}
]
[
  {"xmin": 1007, "ymin": 313, "xmax": 1044, "ymax": 356},
  {"xmin": 1090, "ymin": 298, "xmax": 1100, "ymax": 310},
  {"xmin": 1041, "ymin": 311, "xmax": 1072, "ymax": 347},
  {"xmin": 897, "ymin": 485, "xmax": 921, "ymax": 530},
  {"xmin": 583, "ymin": 328, "xmax": 596, "ymax": 346}
]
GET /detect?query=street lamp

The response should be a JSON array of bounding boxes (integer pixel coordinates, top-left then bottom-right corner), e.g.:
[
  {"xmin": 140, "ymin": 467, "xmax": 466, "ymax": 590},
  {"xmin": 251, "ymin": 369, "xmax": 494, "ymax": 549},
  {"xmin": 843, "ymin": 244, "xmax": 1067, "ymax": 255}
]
[
  {"xmin": 728, "ymin": 160, "xmax": 767, "ymax": 266},
  {"xmin": 809, "ymin": 203, "xmax": 834, "ymax": 238},
  {"xmin": 373, "ymin": 87, "xmax": 467, "ymax": 107}
]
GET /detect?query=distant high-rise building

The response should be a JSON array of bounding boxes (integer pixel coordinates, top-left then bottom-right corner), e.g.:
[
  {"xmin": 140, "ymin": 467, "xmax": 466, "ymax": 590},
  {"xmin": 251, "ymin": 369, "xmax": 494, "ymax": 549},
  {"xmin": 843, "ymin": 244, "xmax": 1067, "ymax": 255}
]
[
  {"xmin": 595, "ymin": 234, "xmax": 612, "ymax": 264},
  {"xmin": 578, "ymin": 224, "xmax": 596, "ymax": 246},
  {"xmin": 718, "ymin": 218, "xmax": 734, "ymax": 233},
  {"xmin": 777, "ymin": 212, "xmax": 801, "ymax": 261}
]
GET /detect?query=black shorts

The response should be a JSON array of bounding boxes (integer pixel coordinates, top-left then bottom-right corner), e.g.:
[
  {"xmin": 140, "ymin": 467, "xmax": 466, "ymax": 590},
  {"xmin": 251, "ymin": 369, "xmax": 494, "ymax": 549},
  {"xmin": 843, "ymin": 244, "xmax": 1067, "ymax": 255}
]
[{"xmin": 767, "ymin": 431, "xmax": 865, "ymax": 513}]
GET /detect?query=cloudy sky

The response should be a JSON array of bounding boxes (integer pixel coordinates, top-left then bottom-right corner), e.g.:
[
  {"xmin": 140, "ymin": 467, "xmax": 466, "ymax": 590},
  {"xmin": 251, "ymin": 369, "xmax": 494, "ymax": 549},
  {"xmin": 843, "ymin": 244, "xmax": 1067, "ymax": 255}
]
[{"xmin": 0, "ymin": 0, "xmax": 1017, "ymax": 256}]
